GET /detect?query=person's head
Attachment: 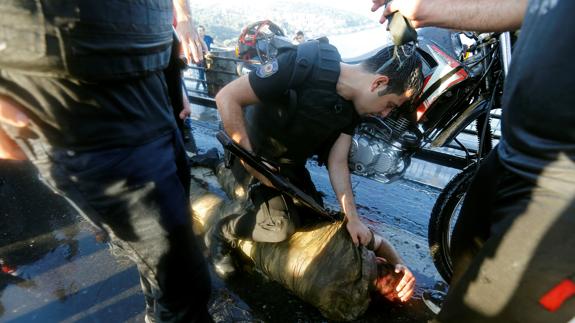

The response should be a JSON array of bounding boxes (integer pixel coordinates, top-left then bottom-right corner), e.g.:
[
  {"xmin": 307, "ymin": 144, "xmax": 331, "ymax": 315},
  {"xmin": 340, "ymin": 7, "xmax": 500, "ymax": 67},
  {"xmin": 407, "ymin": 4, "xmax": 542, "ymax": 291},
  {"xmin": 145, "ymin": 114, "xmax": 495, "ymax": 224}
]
[
  {"xmin": 294, "ymin": 31, "xmax": 305, "ymax": 44},
  {"xmin": 349, "ymin": 45, "xmax": 423, "ymax": 118},
  {"xmin": 372, "ymin": 257, "xmax": 403, "ymax": 301},
  {"xmin": 198, "ymin": 25, "xmax": 206, "ymax": 37}
]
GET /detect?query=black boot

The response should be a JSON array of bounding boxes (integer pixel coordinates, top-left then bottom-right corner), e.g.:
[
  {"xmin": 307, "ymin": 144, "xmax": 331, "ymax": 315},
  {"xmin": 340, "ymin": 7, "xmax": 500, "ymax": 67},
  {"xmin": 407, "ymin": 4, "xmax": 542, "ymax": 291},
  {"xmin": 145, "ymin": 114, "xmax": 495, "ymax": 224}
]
[
  {"xmin": 204, "ymin": 217, "xmax": 237, "ymax": 279},
  {"xmin": 189, "ymin": 148, "xmax": 222, "ymax": 170}
]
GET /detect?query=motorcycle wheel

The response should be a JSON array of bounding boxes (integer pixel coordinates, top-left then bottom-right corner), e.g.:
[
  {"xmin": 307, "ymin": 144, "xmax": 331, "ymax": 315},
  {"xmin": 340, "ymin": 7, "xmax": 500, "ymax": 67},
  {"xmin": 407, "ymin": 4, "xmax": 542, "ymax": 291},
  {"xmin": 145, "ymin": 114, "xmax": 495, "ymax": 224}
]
[{"xmin": 428, "ymin": 163, "xmax": 478, "ymax": 283}]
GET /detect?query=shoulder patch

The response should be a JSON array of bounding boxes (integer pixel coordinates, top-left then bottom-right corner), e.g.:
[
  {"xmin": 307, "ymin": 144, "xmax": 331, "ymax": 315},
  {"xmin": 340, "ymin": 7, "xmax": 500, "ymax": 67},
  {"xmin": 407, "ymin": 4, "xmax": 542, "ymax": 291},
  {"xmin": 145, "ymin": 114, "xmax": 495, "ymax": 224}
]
[{"xmin": 255, "ymin": 59, "xmax": 279, "ymax": 78}]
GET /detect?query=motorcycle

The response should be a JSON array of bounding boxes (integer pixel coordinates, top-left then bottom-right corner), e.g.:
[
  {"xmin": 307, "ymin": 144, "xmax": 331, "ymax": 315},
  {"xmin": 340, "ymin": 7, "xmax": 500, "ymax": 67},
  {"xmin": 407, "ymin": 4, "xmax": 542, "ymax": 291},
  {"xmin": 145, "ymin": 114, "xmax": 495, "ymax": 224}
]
[{"xmin": 347, "ymin": 20, "xmax": 512, "ymax": 282}]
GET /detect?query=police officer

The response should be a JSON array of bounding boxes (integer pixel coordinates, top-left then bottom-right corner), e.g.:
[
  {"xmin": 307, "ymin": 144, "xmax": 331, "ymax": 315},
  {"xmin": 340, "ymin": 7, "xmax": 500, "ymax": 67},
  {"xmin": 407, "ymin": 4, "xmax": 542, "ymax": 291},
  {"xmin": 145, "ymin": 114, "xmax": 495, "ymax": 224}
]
[
  {"xmin": 0, "ymin": 1, "xmax": 211, "ymax": 322},
  {"xmin": 209, "ymin": 40, "xmax": 423, "ymax": 279},
  {"xmin": 372, "ymin": 0, "xmax": 575, "ymax": 322}
]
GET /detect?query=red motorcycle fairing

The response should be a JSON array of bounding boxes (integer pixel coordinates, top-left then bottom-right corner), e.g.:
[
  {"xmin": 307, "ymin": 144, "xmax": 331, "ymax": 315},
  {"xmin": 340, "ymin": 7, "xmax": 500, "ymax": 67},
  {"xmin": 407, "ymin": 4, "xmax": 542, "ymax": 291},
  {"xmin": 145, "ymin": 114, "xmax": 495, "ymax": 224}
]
[{"xmin": 415, "ymin": 43, "xmax": 469, "ymax": 122}]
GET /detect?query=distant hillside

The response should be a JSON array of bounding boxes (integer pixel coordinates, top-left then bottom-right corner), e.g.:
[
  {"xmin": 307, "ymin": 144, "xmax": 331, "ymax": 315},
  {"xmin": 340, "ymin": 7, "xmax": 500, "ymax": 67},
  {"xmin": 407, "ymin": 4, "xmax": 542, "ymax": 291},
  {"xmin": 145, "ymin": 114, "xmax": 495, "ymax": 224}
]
[{"xmin": 191, "ymin": 1, "xmax": 379, "ymax": 48}]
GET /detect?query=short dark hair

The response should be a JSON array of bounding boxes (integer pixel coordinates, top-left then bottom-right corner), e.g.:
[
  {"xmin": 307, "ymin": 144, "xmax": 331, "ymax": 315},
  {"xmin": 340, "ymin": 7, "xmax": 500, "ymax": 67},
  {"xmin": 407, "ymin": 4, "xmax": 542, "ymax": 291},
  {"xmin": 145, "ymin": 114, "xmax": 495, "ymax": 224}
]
[
  {"xmin": 373, "ymin": 260, "xmax": 400, "ymax": 297},
  {"xmin": 296, "ymin": 31, "xmax": 304, "ymax": 36},
  {"xmin": 361, "ymin": 45, "xmax": 423, "ymax": 100}
]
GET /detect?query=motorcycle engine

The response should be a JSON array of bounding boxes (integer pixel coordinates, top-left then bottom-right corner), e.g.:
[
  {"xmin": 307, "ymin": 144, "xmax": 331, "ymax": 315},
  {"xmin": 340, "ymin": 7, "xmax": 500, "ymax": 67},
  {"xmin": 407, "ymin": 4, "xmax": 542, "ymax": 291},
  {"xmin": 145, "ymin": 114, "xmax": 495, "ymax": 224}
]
[{"xmin": 349, "ymin": 115, "xmax": 422, "ymax": 183}]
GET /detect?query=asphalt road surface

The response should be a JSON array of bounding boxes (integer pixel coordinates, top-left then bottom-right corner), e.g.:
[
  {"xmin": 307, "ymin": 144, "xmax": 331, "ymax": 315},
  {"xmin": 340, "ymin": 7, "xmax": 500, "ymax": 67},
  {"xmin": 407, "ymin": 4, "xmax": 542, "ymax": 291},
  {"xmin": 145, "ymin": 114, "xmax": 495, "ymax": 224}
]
[{"xmin": 0, "ymin": 106, "xmax": 452, "ymax": 322}]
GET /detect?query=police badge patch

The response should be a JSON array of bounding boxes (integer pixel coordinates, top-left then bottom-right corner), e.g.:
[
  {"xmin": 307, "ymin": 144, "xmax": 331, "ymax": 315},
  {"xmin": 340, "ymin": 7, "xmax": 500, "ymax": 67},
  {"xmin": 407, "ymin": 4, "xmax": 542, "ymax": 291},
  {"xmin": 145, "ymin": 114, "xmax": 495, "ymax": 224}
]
[{"xmin": 255, "ymin": 59, "xmax": 279, "ymax": 78}]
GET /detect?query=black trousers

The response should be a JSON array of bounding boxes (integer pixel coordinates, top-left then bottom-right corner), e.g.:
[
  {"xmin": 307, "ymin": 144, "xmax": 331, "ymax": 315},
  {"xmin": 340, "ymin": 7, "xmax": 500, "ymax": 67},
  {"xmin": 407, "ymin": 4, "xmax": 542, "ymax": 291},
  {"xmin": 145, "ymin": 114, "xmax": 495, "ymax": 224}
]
[
  {"xmin": 8, "ymin": 129, "xmax": 212, "ymax": 323},
  {"xmin": 439, "ymin": 149, "xmax": 575, "ymax": 322}
]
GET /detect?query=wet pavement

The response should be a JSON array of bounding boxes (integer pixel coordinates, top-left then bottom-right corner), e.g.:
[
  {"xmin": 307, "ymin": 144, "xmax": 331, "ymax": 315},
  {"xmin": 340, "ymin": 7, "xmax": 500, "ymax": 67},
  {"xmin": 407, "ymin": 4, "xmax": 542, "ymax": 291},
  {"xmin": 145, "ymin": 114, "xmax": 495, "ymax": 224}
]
[
  {"xmin": 0, "ymin": 103, "xmax": 454, "ymax": 322},
  {"xmin": 0, "ymin": 161, "xmax": 144, "ymax": 322}
]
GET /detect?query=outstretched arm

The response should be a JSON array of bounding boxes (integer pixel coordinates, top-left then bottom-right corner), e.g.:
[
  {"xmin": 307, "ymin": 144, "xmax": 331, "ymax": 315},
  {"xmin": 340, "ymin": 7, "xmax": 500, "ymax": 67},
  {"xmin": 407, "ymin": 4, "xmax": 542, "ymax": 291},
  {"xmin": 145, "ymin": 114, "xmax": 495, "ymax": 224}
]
[
  {"xmin": 327, "ymin": 133, "xmax": 372, "ymax": 246},
  {"xmin": 372, "ymin": 233, "xmax": 403, "ymax": 265},
  {"xmin": 371, "ymin": 0, "xmax": 527, "ymax": 32}
]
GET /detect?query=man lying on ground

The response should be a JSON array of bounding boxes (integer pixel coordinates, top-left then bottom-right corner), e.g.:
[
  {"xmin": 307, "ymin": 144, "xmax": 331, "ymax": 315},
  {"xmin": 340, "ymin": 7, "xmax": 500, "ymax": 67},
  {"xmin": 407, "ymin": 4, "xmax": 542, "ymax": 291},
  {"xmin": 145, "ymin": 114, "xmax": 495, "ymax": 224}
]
[{"xmin": 188, "ymin": 157, "xmax": 416, "ymax": 321}]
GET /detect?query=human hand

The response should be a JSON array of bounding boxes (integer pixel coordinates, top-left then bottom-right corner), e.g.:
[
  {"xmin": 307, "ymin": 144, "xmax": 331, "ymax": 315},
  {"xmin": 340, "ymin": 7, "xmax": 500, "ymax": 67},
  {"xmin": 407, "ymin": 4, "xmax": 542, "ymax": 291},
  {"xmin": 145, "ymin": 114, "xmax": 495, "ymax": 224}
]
[
  {"xmin": 346, "ymin": 218, "xmax": 372, "ymax": 246},
  {"xmin": 371, "ymin": 0, "xmax": 428, "ymax": 28},
  {"xmin": 393, "ymin": 264, "xmax": 416, "ymax": 302},
  {"xmin": 179, "ymin": 88, "xmax": 192, "ymax": 120},
  {"xmin": 175, "ymin": 20, "xmax": 205, "ymax": 65},
  {"xmin": 370, "ymin": 0, "xmax": 389, "ymax": 14},
  {"xmin": 172, "ymin": 0, "xmax": 202, "ymax": 64},
  {"xmin": 0, "ymin": 95, "xmax": 29, "ymax": 160},
  {"xmin": 233, "ymin": 137, "xmax": 276, "ymax": 188}
]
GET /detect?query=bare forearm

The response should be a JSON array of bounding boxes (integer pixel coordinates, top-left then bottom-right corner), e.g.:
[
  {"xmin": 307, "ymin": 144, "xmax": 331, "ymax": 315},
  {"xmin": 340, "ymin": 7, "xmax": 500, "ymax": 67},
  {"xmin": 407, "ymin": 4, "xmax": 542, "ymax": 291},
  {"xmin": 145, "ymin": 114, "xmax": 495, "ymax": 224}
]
[
  {"xmin": 215, "ymin": 79, "xmax": 252, "ymax": 151},
  {"xmin": 327, "ymin": 135, "xmax": 361, "ymax": 222},
  {"xmin": 374, "ymin": 235, "xmax": 404, "ymax": 265},
  {"xmin": 173, "ymin": 0, "xmax": 192, "ymax": 23},
  {"xmin": 328, "ymin": 134, "xmax": 372, "ymax": 245},
  {"xmin": 216, "ymin": 100, "xmax": 249, "ymax": 149},
  {"xmin": 418, "ymin": 0, "xmax": 527, "ymax": 31},
  {"xmin": 328, "ymin": 162, "xmax": 359, "ymax": 221},
  {"xmin": 215, "ymin": 80, "xmax": 274, "ymax": 186},
  {"xmin": 216, "ymin": 98, "xmax": 270, "ymax": 185}
]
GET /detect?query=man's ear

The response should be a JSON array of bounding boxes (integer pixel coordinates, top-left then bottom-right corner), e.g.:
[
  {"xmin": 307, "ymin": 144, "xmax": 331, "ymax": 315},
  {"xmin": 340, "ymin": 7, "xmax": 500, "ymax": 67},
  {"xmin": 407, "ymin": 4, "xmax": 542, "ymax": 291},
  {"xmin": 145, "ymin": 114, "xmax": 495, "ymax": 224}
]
[{"xmin": 370, "ymin": 75, "xmax": 390, "ymax": 92}]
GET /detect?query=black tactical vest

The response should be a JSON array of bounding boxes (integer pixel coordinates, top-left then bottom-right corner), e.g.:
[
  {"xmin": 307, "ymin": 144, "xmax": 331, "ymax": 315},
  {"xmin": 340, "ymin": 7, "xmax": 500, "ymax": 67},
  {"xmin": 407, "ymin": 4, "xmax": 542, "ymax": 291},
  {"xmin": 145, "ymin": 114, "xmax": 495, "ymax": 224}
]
[
  {"xmin": 0, "ymin": 0, "xmax": 173, "ymax": 81},
  {"xmin": 247, "ymin": 39, "xmax": 357, "ymax": 167},
  {"xmin": 287, "ymin": 38, "xmax": 342, "ymax": 114}
]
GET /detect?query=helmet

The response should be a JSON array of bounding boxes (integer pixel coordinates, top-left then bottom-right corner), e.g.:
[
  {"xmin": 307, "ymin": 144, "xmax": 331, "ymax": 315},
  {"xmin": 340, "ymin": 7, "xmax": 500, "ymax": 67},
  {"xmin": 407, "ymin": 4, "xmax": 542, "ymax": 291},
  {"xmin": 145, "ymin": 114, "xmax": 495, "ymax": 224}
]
[{"xmin": 236, "ymin": 20, "xmax": 286, "ymax": 63}]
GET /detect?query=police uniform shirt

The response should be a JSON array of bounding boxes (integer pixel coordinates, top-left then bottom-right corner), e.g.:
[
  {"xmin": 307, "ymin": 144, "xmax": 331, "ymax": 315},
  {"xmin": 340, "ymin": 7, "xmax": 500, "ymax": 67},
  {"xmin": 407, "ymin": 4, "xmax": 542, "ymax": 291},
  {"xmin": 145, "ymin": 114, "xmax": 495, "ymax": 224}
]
[
  {"xmin": 0, "ymin": 1, "xmax": 176, "ymax": 151},
  {"xmin": 0, "ymin": 71, "xmax": 175, "ymax": 151},
  {"xmin": 246, "ymin": 48, "xmax": 360, "ymax": 166}
]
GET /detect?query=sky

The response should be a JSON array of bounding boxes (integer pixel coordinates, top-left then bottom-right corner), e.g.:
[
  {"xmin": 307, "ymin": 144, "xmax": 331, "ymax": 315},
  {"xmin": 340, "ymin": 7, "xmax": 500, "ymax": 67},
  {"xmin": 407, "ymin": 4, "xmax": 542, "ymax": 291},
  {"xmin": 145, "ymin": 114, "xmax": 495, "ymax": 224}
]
[
  {"xmin": 190, "ymin": 0, "xmax": 384, "ymax": 21},
  {"xmin": 190, "ymin": 0, "xmax": 391, "ymax": 58}
]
